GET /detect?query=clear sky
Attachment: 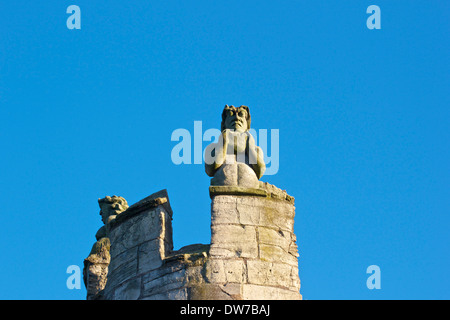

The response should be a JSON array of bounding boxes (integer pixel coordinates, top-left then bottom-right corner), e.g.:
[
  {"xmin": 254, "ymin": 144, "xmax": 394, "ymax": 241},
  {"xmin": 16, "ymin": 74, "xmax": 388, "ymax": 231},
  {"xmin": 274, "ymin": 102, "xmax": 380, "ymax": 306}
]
[{"xmin": 0, "ymin": 1, "xmax": 448, "ymax": 300}]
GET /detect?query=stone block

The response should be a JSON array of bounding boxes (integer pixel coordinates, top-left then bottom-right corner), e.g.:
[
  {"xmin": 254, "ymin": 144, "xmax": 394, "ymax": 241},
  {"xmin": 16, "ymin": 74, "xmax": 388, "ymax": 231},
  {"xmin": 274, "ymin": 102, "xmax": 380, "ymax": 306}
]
[
  {"xmin": 223, "ymin": 259, "xmax": 246, "ymax": 283},
  {"xmin": 108, "ymin": 214, "xmax": 152, "ymax": 256},
  {"xmin": 211, "ymin": 202, "xmax": 240, "ymax": 225},
  {"xmin": 108, "ymin": 246, "xmax": 138, "ymax": 273},
  {"xmin": 259, "ymin": 243, "xmax": 299, "ymax": 266},
  {"xmin": 142, "ymin": 261, "xmax": 184, "ymax": 284},
  {"xmin": 211, "ymin": 195, "xmax": 238, "ymax": 205},
  {"xmin": 85, "ymin": 263, "xmax": 108, "ymax": 300},
  {"xmin": 210, "ymin": 224, "xmax": 258, "ymax": 258},
  {"xmin": 114, "ymin": 277, "xmax": 141, "ymax": 300},
  {"xmin": 290, "ymin": 266, "xmax": 301, "ymax": 292},
  {"xmin": 204, "ymin": 259, "xmax": 226, "ymax": 283},
  {"xmin": 105, "ymin": 256, "xmax": 138, "ymax": 290},
  {"xmin": 242, "ymin": 284, "xmax": 301, "ymax": 300},
  {"xmin": 205, "ymin": 259, "xmax": 246, "ymax": 284},
  {"xmin": 246, "ymin": 260, "xmax": 296, "ymax": 289},
  {"xmin": 185, "ymin": 265, "xmax": 206, "ymax": 285},
  {"xmin": 219, "ymin": 283, "xmax": 243, "ymax": 300},
  {"xmin": 109, "ymin": 207, "xmax": 171, "ymax": 257},
  {"xmin": 211, "ymin": 197, "xmax": 261, "ymax": 226},
  {"xmin": 258, "ymin": 226, "xmax": 292, "ymax": 250},
  {"xmin": 235, "ymin": 203, "xmax": 261, "ymax": 226},
  {"xmin": 189, "ymin": 283, "xmax": 235, "ymax": 300},
  {"xmin": 143, "ymin": 288, "xmax": 189, "ymax": 300},
  {"xmin": 259, "ymin": 201, "xmax": 295, "ymax": 232},
  {"xmin": 142, "ymin": 269, "xmax": 186, "ymax": 297},
  {"xmin": 138, "ymin": 239, "xmax": 164, "ymax": 274}
]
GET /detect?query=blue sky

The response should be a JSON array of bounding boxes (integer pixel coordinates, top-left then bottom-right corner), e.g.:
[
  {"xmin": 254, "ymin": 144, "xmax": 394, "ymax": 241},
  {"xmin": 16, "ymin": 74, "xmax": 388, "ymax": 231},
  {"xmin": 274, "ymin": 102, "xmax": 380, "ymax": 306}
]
[{"xmin": 0, "ymin": 1, "xmax": 448, "ymax": 299}]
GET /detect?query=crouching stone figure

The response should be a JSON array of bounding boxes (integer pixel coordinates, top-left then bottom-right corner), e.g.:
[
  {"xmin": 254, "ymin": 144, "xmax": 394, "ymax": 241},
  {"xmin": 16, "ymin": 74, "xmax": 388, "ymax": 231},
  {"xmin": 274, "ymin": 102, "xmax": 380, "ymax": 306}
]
[{"xmin": 205, "ymin": 105, "xmax": 265, "ymax": 188}]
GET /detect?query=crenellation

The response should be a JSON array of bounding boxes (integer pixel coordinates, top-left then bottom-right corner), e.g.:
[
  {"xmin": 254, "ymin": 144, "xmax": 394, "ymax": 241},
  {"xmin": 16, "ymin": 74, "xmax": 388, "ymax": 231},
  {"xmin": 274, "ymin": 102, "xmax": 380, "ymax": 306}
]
[{"xmin": 83, "ymin": 105, "xmax": 302, "ymax": 300}]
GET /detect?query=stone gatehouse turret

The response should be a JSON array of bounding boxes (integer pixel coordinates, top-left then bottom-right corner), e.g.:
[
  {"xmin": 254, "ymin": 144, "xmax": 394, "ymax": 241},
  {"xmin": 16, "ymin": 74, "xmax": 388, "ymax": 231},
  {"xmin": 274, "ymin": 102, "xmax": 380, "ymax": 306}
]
[{"xmin": 83, "ymin": 105, "xmax": 302, "ymax": 300}]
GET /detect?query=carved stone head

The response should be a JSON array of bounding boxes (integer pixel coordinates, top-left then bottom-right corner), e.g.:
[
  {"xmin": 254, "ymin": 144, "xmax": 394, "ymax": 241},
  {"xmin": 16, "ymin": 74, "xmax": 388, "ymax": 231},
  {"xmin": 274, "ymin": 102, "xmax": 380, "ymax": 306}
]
[
  {"xmin": 221, "ymin": 105, "xmax": 251, "ymax": 133},
  {"xmin": 98, "ymin": 195, "xmax": 128, "ymax": 225}
]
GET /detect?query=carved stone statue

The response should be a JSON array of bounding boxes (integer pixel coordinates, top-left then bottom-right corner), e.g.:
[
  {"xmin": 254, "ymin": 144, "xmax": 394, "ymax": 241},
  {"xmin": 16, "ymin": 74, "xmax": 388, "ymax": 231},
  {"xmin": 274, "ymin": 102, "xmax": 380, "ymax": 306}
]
[
  {"xmin": 83, "ymin": 195, "xmax": 128, "ymax": 299},
  {"xmin": 95, "ymin": 195, "xmax": 129, "ymax": 239},
  {"xmin": 205, "ymin": 105, "xmax": 265, "ymax": 188}
]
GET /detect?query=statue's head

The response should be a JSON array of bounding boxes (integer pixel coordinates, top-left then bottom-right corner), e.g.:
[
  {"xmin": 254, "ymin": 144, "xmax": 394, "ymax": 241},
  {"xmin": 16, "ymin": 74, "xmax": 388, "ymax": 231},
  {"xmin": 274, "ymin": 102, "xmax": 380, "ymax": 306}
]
[
  {"xmin": 98, "ymin": 195, "xmax": 128, "ymax": 225},
  {"xmin": 221, "ymin": 105, "xmax": 251, "ymax": 133}
]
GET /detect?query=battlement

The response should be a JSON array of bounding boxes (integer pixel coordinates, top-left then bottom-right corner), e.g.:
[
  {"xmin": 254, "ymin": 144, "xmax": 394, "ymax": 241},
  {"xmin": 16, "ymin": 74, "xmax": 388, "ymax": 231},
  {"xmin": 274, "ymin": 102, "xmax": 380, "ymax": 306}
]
[
  {"xmin": 84, "ymin": 184, "xmax": 301, "ymax": 300},
  {"xmin": 83, "ymin": 104, "xmax": 302, "ymax": 300}
]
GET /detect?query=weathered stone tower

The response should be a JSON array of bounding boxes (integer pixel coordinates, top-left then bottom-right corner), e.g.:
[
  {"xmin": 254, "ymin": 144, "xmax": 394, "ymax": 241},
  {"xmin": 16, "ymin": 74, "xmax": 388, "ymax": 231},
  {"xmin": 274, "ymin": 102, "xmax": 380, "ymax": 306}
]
[{"xmin": 83, "ymin": 105, "xmax": 301, "ymax": 300}]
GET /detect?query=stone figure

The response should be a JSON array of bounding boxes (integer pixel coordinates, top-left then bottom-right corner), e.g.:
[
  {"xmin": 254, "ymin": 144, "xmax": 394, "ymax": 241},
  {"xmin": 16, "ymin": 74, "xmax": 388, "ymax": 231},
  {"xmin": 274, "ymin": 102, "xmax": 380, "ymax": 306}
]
[
  {"xmin": 95, "ymin": 195, "xmax": 129, "ymax": 239},
  {"xmin": 205, "ymin": 105, "xmax": 265, "ymax": 187},
  {"xmin": 83, "ymin": 104, "xmax": 301, "ymax": 300},
  {"xmin": 83, "ymin": 195, "xmax": 128, "ymax": 299}
]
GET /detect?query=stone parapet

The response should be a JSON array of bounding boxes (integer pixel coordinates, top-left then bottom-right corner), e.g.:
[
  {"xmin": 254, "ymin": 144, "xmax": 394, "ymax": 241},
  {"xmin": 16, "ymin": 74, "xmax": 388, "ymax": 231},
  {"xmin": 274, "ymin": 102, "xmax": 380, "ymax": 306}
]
[
  {"xmin": 101, "ymin": 189, "xmax": 175, "ymax": 299},
  {"xmin": 205, "ymin": 183, "xmax": 301, "ymax": 300},
  {"xmin": 84, "ymin": 104, "xmax": 301, "ymax": 300},
  {"xmin": 84, "ymin": 184, "xmax": 301, "ymax": 300}
]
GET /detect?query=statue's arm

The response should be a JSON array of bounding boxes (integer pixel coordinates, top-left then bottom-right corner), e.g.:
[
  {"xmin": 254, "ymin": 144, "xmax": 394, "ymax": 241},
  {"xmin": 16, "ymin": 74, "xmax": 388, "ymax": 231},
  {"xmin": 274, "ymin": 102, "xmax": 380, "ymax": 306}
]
[
  {"xmin": 205, "ymin": 132, "xmax": 228, "ymax": 177},
  {"xmin": 246, "ymin": 133, "xmax": 265, "ymax": 179},
  {"xmin": 250, "ymin": 146, "xmax": 265, "ymax": 179}
]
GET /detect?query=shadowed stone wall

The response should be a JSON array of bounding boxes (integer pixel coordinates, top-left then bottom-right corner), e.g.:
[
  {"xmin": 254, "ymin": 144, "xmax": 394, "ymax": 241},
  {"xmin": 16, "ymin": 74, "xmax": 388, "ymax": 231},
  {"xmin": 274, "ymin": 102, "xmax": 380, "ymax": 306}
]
[{"xmin": 84, "ymin": 185, "xmax": 301, "ymax": 300}]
